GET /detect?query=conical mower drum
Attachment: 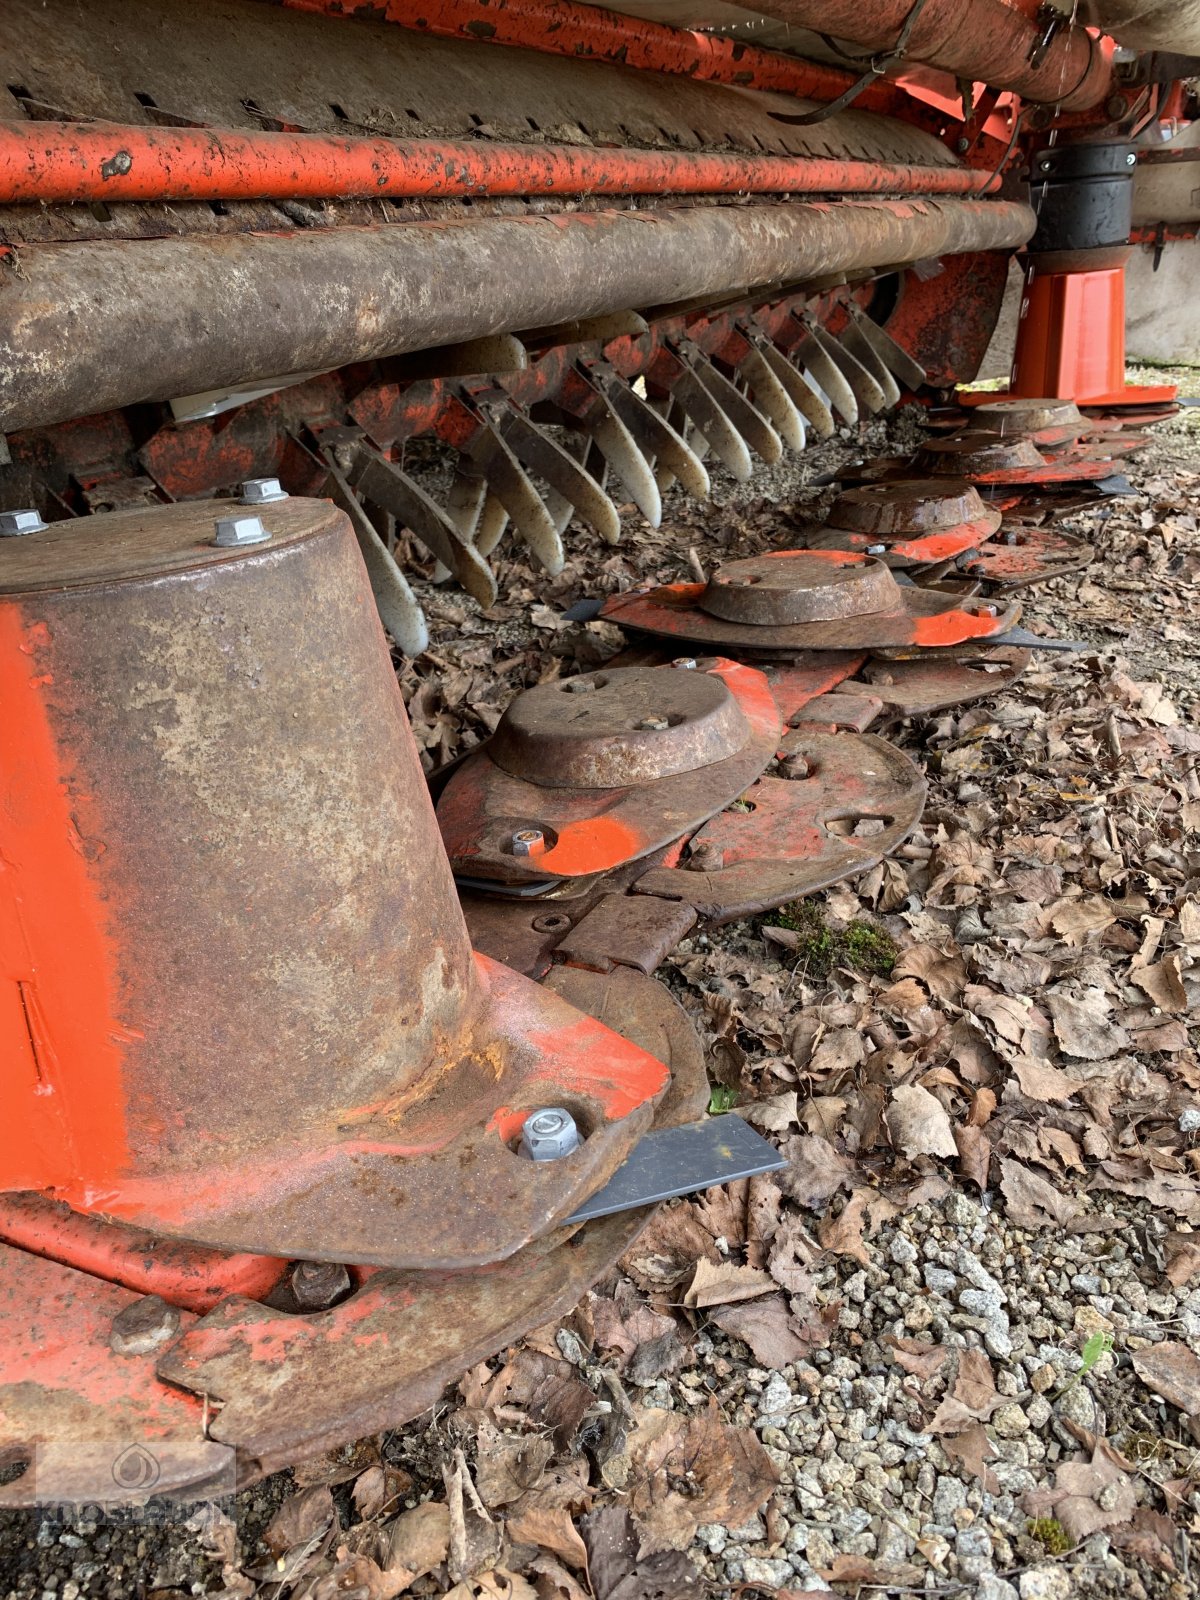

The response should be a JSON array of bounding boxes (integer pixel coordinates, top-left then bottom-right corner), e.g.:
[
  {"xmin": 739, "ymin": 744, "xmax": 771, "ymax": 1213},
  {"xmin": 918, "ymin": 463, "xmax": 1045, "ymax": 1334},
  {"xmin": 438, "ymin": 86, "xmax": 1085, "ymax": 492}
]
[{"xmin": 0, "ymin": 496, "xmax": 668, "ymax": 1270}]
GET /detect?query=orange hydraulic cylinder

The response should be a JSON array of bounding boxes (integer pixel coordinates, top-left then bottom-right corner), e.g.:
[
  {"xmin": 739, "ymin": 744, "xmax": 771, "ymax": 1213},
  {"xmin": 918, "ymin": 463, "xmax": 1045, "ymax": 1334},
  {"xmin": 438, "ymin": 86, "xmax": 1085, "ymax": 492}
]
[{"xmin": 0, "ymin": 123, "xmax": 1000, "ymax": 206}]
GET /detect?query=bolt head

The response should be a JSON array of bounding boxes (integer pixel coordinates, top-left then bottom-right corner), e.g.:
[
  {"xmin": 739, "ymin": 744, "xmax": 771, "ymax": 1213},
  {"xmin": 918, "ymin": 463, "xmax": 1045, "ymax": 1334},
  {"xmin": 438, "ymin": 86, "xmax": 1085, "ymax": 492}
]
[
  {"xmin": 512, "ymin": 828, "xmax": 545, "ymax": 857},
  {"xmin": 672, "ymin": 657, "xmax": 698, "ymax": 670},
  {"xmin": 212, "ymin": 514, "xmax": 271, "ymax": 548},
  {"xmin": 636, "ymin": 715, "xmax": 670, "ymax": 731},
  {"xmin": 519, "ymin": 1106, "xmax": 581, "ymax": 1161},
  {"xmin": 291, "ymin": 1260, "xmax": 352, "ymax": 1310},
  {"xmin": 1126, "ymin": 152, "xmax": 1137, "ymax": 165},
  {"xmin": 865, "ymin": 543, "xmax": 887, "ymax": 555},
  {"xmin": 239, "ymin": 476, "xmax": 289, "ymax": 505},
  {"xmin": 973, "ymin": 603, "xmax": 999, "ymax": 618},
  {"xmin": 0, "ymin": 508, "xmax": 47, "ymax": 537},
  {"xmin": 109, "ymin": 1294, "xmax": 181, "ymax": 1356}
]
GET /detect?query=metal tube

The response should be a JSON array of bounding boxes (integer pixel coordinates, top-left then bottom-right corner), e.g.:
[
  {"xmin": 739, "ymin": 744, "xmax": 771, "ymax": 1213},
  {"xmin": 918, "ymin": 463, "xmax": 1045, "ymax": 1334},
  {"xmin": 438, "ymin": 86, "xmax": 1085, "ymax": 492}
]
[
  {"xmin": 0, "ymin": 123, "xmax": 998, "ymax": 206},
  {"xmin": 276, "ymin": 0, "xmax": 873, "ymax": 106},
  {"xmin": 0, "ymin": 198, "xmax": 1034, "ymax": 432},
  {"xmin": 274, "ymin": 0, "xmax": 1112, "ymax": 111},
  {"xmin": 739, "ymin": 0, "xmax": 1112, "ymax": 110}
]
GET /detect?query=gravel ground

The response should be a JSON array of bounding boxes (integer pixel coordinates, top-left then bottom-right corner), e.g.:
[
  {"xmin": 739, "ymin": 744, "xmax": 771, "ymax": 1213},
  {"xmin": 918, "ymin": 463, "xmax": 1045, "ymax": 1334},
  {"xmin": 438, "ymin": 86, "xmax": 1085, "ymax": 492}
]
[{"xmin": 3, "ymin": 375, "xmax": 1199, "ymax": 1600}]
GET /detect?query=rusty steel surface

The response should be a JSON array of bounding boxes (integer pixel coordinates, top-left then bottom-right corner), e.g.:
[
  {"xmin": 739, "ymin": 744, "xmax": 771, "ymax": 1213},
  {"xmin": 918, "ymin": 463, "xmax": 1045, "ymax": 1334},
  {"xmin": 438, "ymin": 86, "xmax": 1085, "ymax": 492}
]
[
  {"xmin": 851, "ymin": 648, "xmax": 1033, "ymax": 714},
  {"xmin": 489, "ymin": 665, "xmax": 751, "ymax": 788},
  {"xmin": 0, "ymin": 198, "xmax": 1036, "ymax": 435},
  {"xmin": 633, "ymin": 732, "xmax": 926, "ymax": 923},
  {"xmin": 789, "ymin": 690, "xmax": 884, "ymax": 732},
  {"xmin": 1, "ymin": 497, "xmax": 667, "ymax": 1268},
  {"xmin": 0, "ymin": 1244, "xmax": 227, "ymax": 1507},
  {"xmin": 764, "ymin": 652, "xmax": 867, "ymax": 721},
  {"xmin": 799, "ymin": 480, "xmax": 1002, "ymax": 565},
  {"xmin": 914, "ymin": 436, "xmax": 1123, "ymax": 485},
  {"xmin": 701, "ymin": 551, "xmax": 899, "ymax": 626},
  {"xmin": 0, "ymin": 1210, "xmax": 653, "ymax": 1504},
  {"xmin": 154, "ymin": 1209, "xmax": 653, "ymax": 1486},
  {"xmin": 2, "ymin": 0, "xmax": 957, "ymax": 173},
  {"xmin": 0, "ymin": 123, "xmax": 1002, "ymax": 207},
  {"xmin": 542, "ymin": 968, "xmax": 709, "ymax": 1131},
  {"xmin": 601, "ymin": 578, "xmax": 1021, "ymax": 654},
  {"xmin": 963, "ymin": 526, "xmax": 1095, "ymax": 589},
  {"xmin": 437, "ymin": 660, "xmax": 781, "ymax": 885},
  {"xmin": 725, "ymin": 0, "xmax": 1112, "ymax": 109},
  {"xmin": 553, "ymin": 893, "xmax": 699, "ymax": 976}
]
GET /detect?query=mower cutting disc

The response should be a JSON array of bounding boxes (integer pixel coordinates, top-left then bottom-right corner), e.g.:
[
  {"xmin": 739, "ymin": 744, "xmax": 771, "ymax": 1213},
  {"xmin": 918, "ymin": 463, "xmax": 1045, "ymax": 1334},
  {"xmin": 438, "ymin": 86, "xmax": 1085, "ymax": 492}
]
[
  {"xmin": 601, "ymin": 556, "xmax": 1020, "ymax": 654},
  {"xmin": 437, "ymin": 659, "xmax": 781, "ymax": 885},
  {"xmin": 961, "ymin": 524, "xmax": 1094, "ymax": 588},
  {"xmin": 632, "ymin": 731, "xmax": 926, "ymax": 922},
  {"xmin": 915, "ymin": 435, "xmax": 1130, "ymax": 485},
  {"xmin": 797, "ymin": 480, "xmax": 1002, "ymax": 565},
  {"xmin": 846, "ymin": 648, "xmax": 1033, "ymax": 714}
]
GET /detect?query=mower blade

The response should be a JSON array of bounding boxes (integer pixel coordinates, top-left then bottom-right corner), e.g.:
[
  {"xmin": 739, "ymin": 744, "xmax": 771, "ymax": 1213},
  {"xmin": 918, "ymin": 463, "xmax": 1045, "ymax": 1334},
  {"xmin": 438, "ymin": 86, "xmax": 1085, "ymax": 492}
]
[
  {"xmin": 846, "ymin": 303, "xmax": 928, "ymax": 392},
  {"xmin": 753, "ymin": 336, "xmax": 837, "ymax": 440},
  {"xmin": 686, "ymin": 350, "xmax": 783, "ymax": 464},
  {"xmin": 500, "ymin": 407, "xmax": 622, "ymax": 545},
  {"xmin": 566, "ymin": 1114, "xmax": 786, "ymax": 1223},
  {"xmin": 579, "ymin": 388, "xmax": 663, "ymax": 527},
  {"xmin": 598, "ymin": 371, "xmax": 711, "ymax": 500},
  {"xmin": 805, "ymin": 321, "xmax": 887, "ymax": 415},
  {"xmin": 659, "ymin": 355, "xmax": 753, "ymax": 480},
  {"xmin": 788, "ymin": 322, "xmax": 859, "ymax": 427},
  {"xmin": 469, "ymin": 422, "xmax": 566, "ymax": 574},
  {"xmin": 349, "ymin": 447, "xmax": 499, "ymax": 607},
  {"xmin": 320, "ymin": 461, "xmax": 430, "ymax": 657},
  {"xmin": 838, "ymin": 317, "xmax": 902, "ymax": 408},
  {"xmin": 736, "ymin": 344, "xmax": 807, "ymax": 452}
]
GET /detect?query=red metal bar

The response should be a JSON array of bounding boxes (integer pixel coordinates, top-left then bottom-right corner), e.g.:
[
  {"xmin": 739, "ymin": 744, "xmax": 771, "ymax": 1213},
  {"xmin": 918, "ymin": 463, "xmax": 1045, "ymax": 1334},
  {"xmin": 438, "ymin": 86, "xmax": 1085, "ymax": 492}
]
[
  {"xmin": 277, "ymin": 0, "xmax": 878, "ymax": 109},
  {"xmin": 0, "ymin": 1193, "xmax": 287, "ymax": 1314},
  {"xmin": 0, "ymin": 123, "xmax": 999, "ymax": 204}
]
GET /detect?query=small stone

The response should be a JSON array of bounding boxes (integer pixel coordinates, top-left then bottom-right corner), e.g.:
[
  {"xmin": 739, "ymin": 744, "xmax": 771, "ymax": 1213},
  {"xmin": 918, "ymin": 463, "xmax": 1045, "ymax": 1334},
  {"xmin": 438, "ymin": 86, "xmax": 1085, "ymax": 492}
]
[
  {"xmin": 1025, "ymin": 1395, "xmax": 1052, "ymax": 1429},
  {"xmin": 1019, "ymin": 1565, "xmax": 1073, "ymax": 1600},
  {"xmin": 1030, "ymin": 1363, "xmax": 1057, "ymax": 1394},
  {"xmin": 945, "ymin": 1193, "xmax": 982, "ymax": 1230},
  {"xmin": 1074, "ymin": 1304, "xmax": 1113, "ymax": 1337},
  {"xmin": 991, "ymin": 1403, "xmax": 1030, "ymax": 1439},
  {"xmin": 805, "ymin": 1530, "xmax": 836, "ymax": 1570},
  {"xmin": 925, "ymin": 1265, "xmax": 958, "ymax": 1296},
  {"xmin": 932, "ymin": 1476, "xmax": 968, "ymax": 1524},
  {"xmin": 890, "ymin": 1234, "xmax": 919, "ymax": 1266},
  {"xmin": 955, "ymin": 1525, "xmax": 994, "ymax": 1580},
  {"xmin": 759, "ymin": 1372, "xmax": 796, "ymax": 1423},
  {"xmin": 741, "ymin": 1557, "xmax": 795, "ymax": 1588},
  {"xmin": 977, "ymin": 1577, "xmax": 1020, "ymax": 1600},
  {"xmin": 1056, "ymin": 1384, "xmax": 1096, "ymax": 1428}
]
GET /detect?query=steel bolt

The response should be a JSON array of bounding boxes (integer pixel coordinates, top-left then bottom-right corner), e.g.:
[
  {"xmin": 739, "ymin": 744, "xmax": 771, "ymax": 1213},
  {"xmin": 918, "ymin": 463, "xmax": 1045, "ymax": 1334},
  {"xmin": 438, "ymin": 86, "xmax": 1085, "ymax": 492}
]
[
  {"xmin": 672, "ymin": 657, "xmax": 698, "ymax": 670},
  {"xmin": 519, "ymin": 1107, "xmax": 580, "ymax": 1161},
  {"xmin": 239, "ymin": 476, "xmax": 289, "ymax": 505},
  {"xmin": 972, "ymin": 603, "xmax": 999, "ymax": 618},
  {"xmin": 109, "ymin": 1294, "xmax": 181, "ymax": 1356},
  {"xmin": 866, "ymin": 543, "xmax": 887, "ymax": 555},
  {"xmin": 563, "ymin": 676, "xmax": 597, "ymax": 693},
  {"xmin": 0, "ymin": 508, "xmax": 47, "ymax": 537},
  {"xmin": 1002, "ymin": 529, "xmax": 1019, "ymax": 545},
  {"xmin": 291, "ymin": 1260, "xmax": 352, "ymax": 1311},
  {"xmin": 212, "ymin": 514, "xmax": 271, "ymax": 548},
  {"xmin": 512, "ymin": 828, "xmax": 545, "ymax": 857},
  {"xmin": 1126, "ymin": 152, "xmax": 1137, "ymax": 166},
  {"xmin": 636, "ymin": 715, "xmax": 670, "ymax": 731}
]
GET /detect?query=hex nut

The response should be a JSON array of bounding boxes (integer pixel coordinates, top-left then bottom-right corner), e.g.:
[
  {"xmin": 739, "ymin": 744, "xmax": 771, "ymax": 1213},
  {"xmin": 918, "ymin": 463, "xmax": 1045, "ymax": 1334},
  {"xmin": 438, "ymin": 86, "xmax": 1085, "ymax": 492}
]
[
  {"xmin": 109, "ymin": 1294, "xmax": 181, "ymax": 1356},
  {"xmin": 240, "ymin": 477, "xmax": 289, "ymax": 505},
  {"xmin": 672, "ymin": 657, "xmax": 698, "ymax": 670},
  {"xmin": 0, "ymin": 508, "xmax": 47, "ymax": 537},
  {"xmin": 291, "ymin": 1260, "xmax": 352, "ymax": 1311},
  {"xmin": 519, "ymin": 1107, "xmax": 581, "ymax": 1161},
  {"xmin": 512, "ymin": 828, "xmax": 545, "ymax": 857},
  {"xmin": 635, "ymin": 715, "xmax": 670, "ymax": 731},
  {"xmin": 212, "ymin": 514, "xmax": 271, "ymax": 548}
]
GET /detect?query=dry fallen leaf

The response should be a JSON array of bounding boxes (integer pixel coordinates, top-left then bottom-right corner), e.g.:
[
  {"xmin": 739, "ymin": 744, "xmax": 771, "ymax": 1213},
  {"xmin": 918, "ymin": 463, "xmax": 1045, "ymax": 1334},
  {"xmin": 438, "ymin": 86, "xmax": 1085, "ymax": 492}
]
[
  {"xmin": 1132, "ymin": 1341, "xmax": 1200, "ymax": 1420},
  {"xmin": 683, "ymin": 1259, "xmax": 775, "ymax": 1309},
  {"xmin": 1000, "ymin": 1158, "xmax": 1082, "ymax": 1228},
  {"xmin": 885, "ymin": 1083, "xmax": 957, "ymax": 1159}
]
